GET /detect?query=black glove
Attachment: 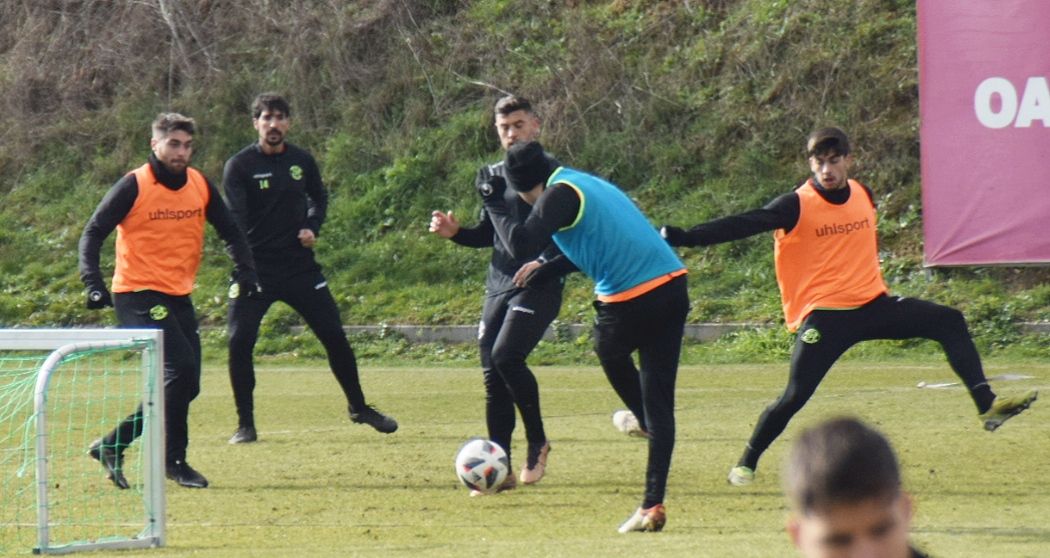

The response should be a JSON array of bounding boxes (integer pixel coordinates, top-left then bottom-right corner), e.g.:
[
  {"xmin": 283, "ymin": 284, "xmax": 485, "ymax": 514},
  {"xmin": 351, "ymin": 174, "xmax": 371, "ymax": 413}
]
[
  {"xmin": 476, "ymin": 175, "xmax": 507, "ymax": 201},
  {"xmin": 660, "ymin": 225, "xmax": 688, "ymax": 247},
  {"xmin": 85, "ymin": 284, "xmax": 113, "ymax": 309},
  {"xmin": 228, "ymin": 271, "xmax": 262, "ymax": 300}
]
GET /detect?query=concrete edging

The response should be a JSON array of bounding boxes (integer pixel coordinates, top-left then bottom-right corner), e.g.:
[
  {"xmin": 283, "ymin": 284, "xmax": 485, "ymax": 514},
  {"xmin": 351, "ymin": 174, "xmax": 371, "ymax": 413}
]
[
  {"xmin": 316, "ymin": 323, "xmax": 760, "ymax": 343},
  {"xmin": 280, "ymin": 321, "xmax": 1050, "ymax": 344}
]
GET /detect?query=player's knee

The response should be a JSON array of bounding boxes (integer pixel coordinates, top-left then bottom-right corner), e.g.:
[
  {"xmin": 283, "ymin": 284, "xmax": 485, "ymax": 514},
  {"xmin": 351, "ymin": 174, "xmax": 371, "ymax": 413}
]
[
  {"xmin": 315, "ymin": 328, "xmax": 352, "ymax": 352},
  {"xmin": 491, "ymin": 347, "xmax": 527, "ymax": 375},
  {"xmin": 942, "ymin": 306, "xmax": 967, "ymax": 328},
  {"xmin": 595, "ymin": 344, "xmax": 631, "ymax": 369},
  {"xmin": 164, "ymin": 376, "xmax": 200, "ymax": 403},
  {"xmin": 483, "ymin": 383, "xmax": 512, "ymax": 406},
  {"xmin": 227, "ymin": 327, "xmax": 258, "ymax": 351},
  {"xmin": 593, "ymin": 335, "xmax": 619, "ymax": 360},
  {"xmin": 481, "ymin": 367, "xmax": 505, "ymax": 388},
  {"xmin": 929, "ymin": 305, "xmax": 970, "ymax": 338},
  {"xmin": 164, "ymin": 358, "xmax": 200, "ymax": 391},
  {"xmin": 770, "ymin": 393, "xmax": 807, "ymax": 415}
]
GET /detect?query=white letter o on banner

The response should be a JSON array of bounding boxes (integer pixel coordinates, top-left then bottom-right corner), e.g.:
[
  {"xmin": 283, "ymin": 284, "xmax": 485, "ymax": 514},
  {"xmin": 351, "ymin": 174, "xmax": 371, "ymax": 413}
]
[{"xmin": 974, "ymin": 77, "xmax": 1017, "ymax": 129}]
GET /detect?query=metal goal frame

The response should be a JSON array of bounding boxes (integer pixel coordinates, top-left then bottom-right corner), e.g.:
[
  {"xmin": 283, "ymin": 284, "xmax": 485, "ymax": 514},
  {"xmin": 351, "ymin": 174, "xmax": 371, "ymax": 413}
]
[{"xmin": 0, "ymin": 329, "xmax": 165, "ymax": 555}]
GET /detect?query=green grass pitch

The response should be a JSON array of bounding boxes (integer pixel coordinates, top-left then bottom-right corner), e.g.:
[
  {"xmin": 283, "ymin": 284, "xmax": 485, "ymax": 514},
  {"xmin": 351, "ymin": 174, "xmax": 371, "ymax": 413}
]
[{"xmin": 15, "ymin": 360, "xmax": 1050, "ymax": 556}]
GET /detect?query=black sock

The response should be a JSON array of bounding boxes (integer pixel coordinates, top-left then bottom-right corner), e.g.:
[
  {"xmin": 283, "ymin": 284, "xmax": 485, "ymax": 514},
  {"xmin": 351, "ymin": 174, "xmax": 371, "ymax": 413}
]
[{"xmin": 971, "ymin": 384, "xmax": 995, "ymax": 414}]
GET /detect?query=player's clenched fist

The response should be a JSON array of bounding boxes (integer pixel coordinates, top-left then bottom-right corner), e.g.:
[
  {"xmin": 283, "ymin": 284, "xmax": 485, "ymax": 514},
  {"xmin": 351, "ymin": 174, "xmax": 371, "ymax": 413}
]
[
  {"xmin": 429, "ymin": 210, "xmax": 460, "ymax": 238},
  {"xmin": 85, "ymin": 284, "xmax": 113, "ymax": 309}
]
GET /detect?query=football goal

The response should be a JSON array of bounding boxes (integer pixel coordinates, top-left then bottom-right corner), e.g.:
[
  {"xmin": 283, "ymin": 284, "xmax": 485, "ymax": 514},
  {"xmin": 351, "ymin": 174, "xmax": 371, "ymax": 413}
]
[{"xmin": 0, "ymin": 329, "xmax": 165, "ymax": 555}]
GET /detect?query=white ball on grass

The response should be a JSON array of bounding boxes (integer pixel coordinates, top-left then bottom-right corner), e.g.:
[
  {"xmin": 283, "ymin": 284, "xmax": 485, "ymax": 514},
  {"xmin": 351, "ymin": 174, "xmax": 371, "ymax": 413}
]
[{"xmin": 454, "ymin": 438, "xmax": 509, "ymax": 494}]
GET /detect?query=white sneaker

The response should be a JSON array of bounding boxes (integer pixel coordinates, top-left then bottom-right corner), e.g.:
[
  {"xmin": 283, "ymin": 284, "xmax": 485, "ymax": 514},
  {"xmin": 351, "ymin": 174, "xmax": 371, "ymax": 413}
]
[
  {"xmin": 727, "ymin": 465, "xmax": 755, "ymax": 486},
  {"xmin": 612, "ymin": 410, "xmax": 649, "ymax": 438},
  {"xmin": 618, "ymin": 504, "xmax": 667, "ymax": 533}
]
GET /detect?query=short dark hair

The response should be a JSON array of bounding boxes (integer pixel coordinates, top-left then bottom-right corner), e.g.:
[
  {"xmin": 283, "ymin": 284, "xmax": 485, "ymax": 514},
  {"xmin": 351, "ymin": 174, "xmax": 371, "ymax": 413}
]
[
  {"xmin": 252, "ymin": 93, "xmax": 291, "ymax": 119},
  {"xmin": 806, "ymin": 127, "xmax": 850, "ymax": 157},
  {"xmin": 494, "ymin": 95, "xmax": 534, "ymax": 116},
  {"xmin": 151, "ymin": 112, "xmax": 195, "ymax": 139},
  {"xmin": 785, "ymin": 417, "xmax": 901, "ymax": 516}
]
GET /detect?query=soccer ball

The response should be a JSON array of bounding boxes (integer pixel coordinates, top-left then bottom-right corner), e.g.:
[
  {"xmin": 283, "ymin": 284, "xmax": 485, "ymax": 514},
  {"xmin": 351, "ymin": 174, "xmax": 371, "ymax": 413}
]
[
  {"xmin": 454, "ymin": 438, "xmax": 509, "ymax": 494},
  {"xmin": 612, "ymin": 409, "xmax": 646, "ymax": 437}
]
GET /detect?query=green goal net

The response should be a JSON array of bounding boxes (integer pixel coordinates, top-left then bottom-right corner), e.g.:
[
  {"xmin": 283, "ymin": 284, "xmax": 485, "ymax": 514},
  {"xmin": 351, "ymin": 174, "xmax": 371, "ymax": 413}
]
[{"xmin": 0, "ymin": 329, "xmax": 165, "ymax": 555}]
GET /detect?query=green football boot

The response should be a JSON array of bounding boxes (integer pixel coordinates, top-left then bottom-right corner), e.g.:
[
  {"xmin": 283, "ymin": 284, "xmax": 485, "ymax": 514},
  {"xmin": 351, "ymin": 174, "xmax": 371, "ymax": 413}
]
[{"xmin": 979, "ymin": 390, "xmax": 1038, "ymax": 432}]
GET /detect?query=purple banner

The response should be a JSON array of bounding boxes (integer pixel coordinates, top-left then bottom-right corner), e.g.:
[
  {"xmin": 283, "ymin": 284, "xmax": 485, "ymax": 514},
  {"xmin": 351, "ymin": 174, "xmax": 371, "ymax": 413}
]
[{"xmin": 919, "ymin": 0, "xmax": 1050, "ymax": 265}]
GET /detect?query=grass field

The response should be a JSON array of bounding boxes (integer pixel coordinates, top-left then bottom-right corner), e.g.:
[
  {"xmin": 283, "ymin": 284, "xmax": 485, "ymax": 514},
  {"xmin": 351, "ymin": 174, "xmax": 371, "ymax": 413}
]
[{"xmin": 4, "ymin": 358, "xmax": 1048, "ymax": 557}]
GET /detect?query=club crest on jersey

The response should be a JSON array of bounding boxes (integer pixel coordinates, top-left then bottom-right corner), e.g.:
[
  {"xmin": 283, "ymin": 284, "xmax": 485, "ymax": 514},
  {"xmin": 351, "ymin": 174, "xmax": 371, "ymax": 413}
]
[
  {"xmin": 800, "ymin": 327, "xmax": 821, "ymax": 344},
  {"xmin": 228, "ymin": 282, "xmax": 241, "ymax": 299},
  {"xmin": 149, "ymin": 305, "xmax": 168, "ymax": 321},
  {"xmin": 289, "ymin": 165, "xmax": 303, "ymax": 181}
]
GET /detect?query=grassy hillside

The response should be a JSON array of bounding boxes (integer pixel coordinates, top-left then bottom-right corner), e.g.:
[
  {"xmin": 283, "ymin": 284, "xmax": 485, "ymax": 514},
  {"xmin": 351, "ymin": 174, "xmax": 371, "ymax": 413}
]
[{"xmin": 0, "ymin": 1, "xmax": 1047, "ymax": 356}]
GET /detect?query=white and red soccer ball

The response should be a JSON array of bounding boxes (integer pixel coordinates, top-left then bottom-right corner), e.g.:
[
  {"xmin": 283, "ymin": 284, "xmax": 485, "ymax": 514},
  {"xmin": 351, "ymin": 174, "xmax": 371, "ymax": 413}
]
[{"xmin": 454, "ymin": 438, "xmax": 509, "ymax": 494}]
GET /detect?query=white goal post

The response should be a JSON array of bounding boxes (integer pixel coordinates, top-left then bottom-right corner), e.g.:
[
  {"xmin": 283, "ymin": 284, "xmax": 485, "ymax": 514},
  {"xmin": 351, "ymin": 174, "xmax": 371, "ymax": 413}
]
[{"xmin": 0, "ymin": 329, "xmax": 166, "ymax": 555}]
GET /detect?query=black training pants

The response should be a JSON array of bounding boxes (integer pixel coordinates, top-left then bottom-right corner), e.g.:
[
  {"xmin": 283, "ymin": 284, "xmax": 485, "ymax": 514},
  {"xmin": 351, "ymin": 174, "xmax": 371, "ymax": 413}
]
[
  {"xmin": 479, "ymin": 283, "xmax": 562, "ymax": 465},
  {"xmin": 106, "ymin": 291, "xmax": 201, "ymax": 465},
  {"xmin": 227, "ymin": 270, "xmax": 366, "ymax": 427},
  {"xmin": 593, "ymin": 275, "xmax": 689, "ymax": 507},
  {"xmin": 741, "ymin": 294, "xmax": 994, "ymax": 469}
]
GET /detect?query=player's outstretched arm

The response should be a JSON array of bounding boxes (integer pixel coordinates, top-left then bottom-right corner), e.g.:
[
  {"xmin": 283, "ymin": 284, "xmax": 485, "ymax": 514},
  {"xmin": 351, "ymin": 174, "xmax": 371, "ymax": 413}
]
[
  {"xmin": 662, "ymin": 194, "xmax": 802, "ymax": 248},
  {"xmin": 660, "ymin": 225, "xmax": 693, "ymax": 247}
]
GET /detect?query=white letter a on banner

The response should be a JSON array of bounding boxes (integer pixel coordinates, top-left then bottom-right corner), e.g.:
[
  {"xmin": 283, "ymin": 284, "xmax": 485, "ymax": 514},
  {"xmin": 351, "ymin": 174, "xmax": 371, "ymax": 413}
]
[{"xmin": 1015, "ymin": 77, "xmax": 1050, "ymax": 127}]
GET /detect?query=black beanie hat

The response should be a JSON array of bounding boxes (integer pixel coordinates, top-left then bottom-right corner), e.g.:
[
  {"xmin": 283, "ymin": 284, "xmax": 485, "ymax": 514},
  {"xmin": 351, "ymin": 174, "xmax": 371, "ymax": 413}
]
[{"xmin": 505, "ymin": 141, "xmax": 552, "ymax": 192}]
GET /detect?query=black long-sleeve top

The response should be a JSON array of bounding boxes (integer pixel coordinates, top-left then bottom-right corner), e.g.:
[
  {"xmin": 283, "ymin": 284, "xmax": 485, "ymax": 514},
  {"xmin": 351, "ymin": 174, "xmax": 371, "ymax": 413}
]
[
  {"xmin": 481, "ymin": 180, "xmax": 582, "ymax": 263},
  {"xmin": 452, "ymin": 157, "xmax": 567, "ymax": 294},
  {"xmin": 78, "ymin": 153, "xmax": 255, "ymax": 290},
  {"xmin": 222, "ymin": 142, "xmax": 325, "ymax": 281},
  {"xmin": 671, "ymin": 179, "xmax": 876, "ymax": 246}
]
